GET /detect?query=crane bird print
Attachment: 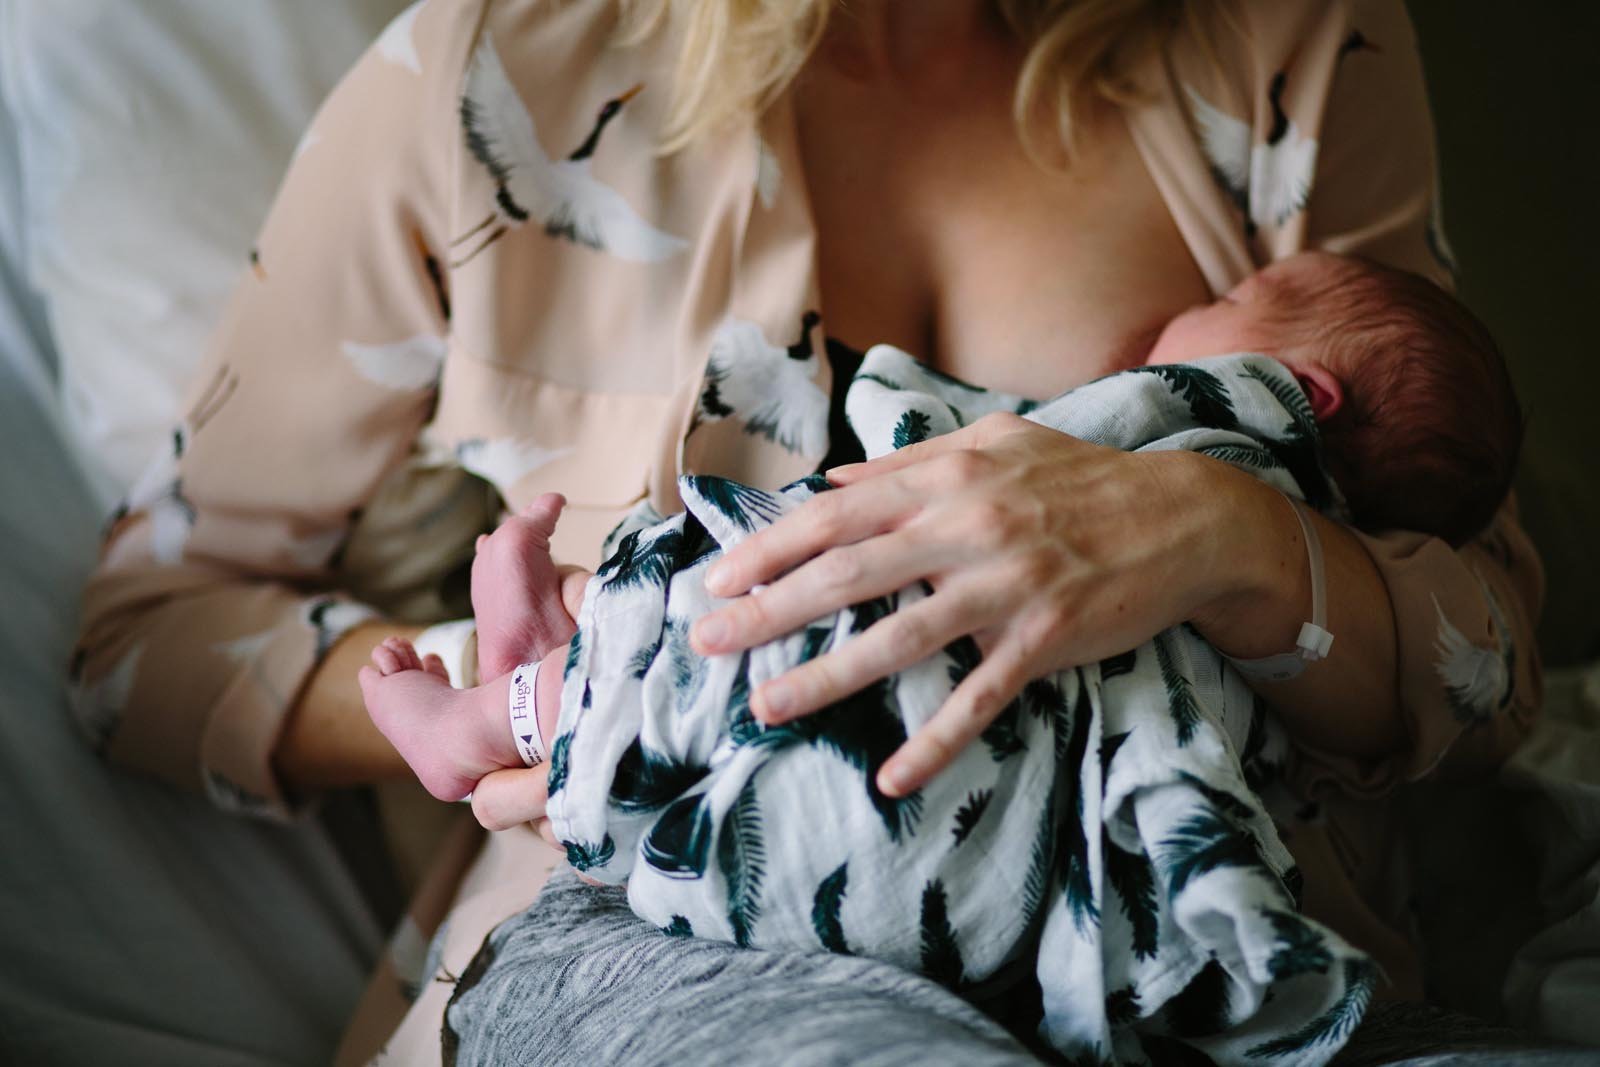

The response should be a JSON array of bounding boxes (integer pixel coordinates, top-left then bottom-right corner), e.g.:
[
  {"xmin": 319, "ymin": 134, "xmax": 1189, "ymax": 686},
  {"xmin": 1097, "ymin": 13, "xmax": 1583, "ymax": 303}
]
[
  {"xmin": 67, "ymin": 644, "xmax": 142, "ymax": 754},
  {"xmin": 1186, "ymin": 73, "xmax": 1318, "ymax": 236},
  {"xmin": 122, "ymin": 425, "xmax": 198, "ymax": 565},
  {"xmin": 1431, "ymin": 586, "xmax": 1516, "ymax": 725},
  {"xmin": 340, "ymin": 333, "xmax": 447, "ymax": 392},
  {"xmin": 697, "ymin": 311, "xmax": 830, "ymax": 459},
  {"xmin": 376, "ymin": 0, "xmax": 426, "ymax": 75},
  {"xmin": 115, "ymin": 363, "xmax": 236, "ymax": 564},
  {"xmin": 453, "ymin": 36, "xmax": 688, "ymax": 267}
]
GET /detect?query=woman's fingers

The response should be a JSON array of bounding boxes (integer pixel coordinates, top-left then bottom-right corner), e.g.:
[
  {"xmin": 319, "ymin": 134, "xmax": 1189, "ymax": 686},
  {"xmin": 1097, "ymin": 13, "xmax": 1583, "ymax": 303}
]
[
  {"xmin": 701, "ymin": 476, "xmax": 920, "ymax": 601},
  {"xmin": 697, "ymin": 525, "xmax": 954, "ymax": 657},
  {"xmin": 754, "ymin": 575, "xmax": 1003, "ymax": 724},
  {"xmin": 470, "ymin": 763, "xmax": 549, "ymax": 831},
  {"xmin": 825, "ymin": 412, "xmax": 1019, "ymax": 486},
  {"xmin": 877, "ymin": 625, "xmax": 1037, "ymax": 797}
]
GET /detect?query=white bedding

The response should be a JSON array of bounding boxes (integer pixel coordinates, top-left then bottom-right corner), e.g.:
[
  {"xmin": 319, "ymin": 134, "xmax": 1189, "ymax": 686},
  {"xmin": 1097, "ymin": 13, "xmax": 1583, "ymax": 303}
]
[{"xmin": 0, "ymin": 15, "xmax": 393, "ymax": 1067}]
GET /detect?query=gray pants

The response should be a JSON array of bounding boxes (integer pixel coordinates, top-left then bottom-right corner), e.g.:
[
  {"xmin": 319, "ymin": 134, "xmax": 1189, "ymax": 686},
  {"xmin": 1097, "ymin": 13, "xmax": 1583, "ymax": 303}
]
[
  {"xmin": 441, "ymin": 874, "xmax": 1597, "ymax": 1067},
  {"xmin": 443, "ymin": 870, "xmax": 1041, "ymax": 1067}
]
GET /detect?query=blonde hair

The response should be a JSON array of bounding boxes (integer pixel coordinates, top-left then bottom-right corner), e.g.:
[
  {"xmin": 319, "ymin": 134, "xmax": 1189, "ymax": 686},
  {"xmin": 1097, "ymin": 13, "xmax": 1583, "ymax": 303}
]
[{"xmin": 621, "ymin": 0, "xmax": 1188, "ymax": 159}]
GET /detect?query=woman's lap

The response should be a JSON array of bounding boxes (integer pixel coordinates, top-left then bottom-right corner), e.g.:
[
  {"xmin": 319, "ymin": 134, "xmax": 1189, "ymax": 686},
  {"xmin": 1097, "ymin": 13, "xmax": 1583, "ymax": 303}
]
[
  {"xmin": 444, "ymin": 870, "xmax": 1041, "ymax": 1066},
  {"xmin": 441, "ymin": 871, "xmax": 1597, "ymax": 1067}
]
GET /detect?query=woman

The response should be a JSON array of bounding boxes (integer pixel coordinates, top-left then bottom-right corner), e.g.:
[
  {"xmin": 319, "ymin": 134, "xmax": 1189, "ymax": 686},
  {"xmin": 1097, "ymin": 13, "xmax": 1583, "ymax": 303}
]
[{"xmin": 75, "ymin": 0, "xmax": 1543, "ymax": 1060}]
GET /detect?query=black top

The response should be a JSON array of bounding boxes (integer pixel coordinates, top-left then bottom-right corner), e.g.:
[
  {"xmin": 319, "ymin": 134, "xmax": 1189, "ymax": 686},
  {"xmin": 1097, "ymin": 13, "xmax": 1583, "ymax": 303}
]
[{"xmin": 817, "ymin": 337, "xmax": 867, "ymax": 474}]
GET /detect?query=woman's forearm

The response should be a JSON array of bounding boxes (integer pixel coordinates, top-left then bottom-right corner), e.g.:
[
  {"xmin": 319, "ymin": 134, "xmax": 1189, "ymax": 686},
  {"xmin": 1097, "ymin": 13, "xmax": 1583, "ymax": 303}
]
[
  {"xmin": 273, "ymin": 620, "xmax": 421, "ymax": 795},
  {"xmin": 1186, "ymin": 459, "xmax": 1404, "ymax": 759}
]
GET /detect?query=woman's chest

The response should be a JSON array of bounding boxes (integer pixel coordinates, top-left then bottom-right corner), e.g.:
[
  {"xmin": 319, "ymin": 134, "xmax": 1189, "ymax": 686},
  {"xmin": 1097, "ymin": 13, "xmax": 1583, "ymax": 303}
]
[{"xmin": 795, "ymin": 78, "xmax": 1211, "ymax": 397}]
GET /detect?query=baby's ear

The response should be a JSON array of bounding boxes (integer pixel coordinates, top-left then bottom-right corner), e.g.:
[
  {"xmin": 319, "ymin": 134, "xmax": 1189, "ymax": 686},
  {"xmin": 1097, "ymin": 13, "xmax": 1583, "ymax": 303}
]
[{"xmin": 1294, "ymin": 365, "xmax": 1344, "ymax": 421}]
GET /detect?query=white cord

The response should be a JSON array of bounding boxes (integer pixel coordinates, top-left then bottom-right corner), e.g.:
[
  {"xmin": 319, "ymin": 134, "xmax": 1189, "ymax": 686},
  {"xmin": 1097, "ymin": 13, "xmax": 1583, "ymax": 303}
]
[{"xmin": 1223, "ymin": 495, "xmax": 1334, "ymax": 682}]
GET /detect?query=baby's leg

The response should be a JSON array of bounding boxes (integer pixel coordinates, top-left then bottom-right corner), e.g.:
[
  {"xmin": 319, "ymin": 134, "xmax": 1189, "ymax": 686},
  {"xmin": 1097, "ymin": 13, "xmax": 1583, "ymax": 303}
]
[
  {"xmin": 473, "ymin": 493, "xmax": 580, "ymax": 681},
  {"xmin": 526, "ymin": 638, "xmax": 568, "ymax": 761},
  {"xmin": 361, "ymin": 637, "xmax": 521, "ymax": 802},
  {"xmin": 363, "ymin": 633, "xmax": 571, "ymax": 801}
]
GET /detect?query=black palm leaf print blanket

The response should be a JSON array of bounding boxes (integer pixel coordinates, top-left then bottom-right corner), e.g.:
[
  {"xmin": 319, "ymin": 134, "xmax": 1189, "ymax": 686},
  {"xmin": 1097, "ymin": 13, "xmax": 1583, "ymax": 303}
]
[{"xmin": 544, "ymin": 348, "xmax": 1370, "ymax": 1066}]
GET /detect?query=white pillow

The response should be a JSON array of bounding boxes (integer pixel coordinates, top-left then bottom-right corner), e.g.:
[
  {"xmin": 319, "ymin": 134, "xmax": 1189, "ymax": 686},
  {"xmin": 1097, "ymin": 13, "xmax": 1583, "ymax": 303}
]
[{"xmin": 0, "ymin": 0, "xmax": 415, "ymax": 507}]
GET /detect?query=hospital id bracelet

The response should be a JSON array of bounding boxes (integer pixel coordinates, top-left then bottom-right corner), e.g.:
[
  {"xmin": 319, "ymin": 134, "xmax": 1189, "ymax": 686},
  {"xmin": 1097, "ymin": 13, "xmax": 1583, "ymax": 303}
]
[
  {"xmin": 508, "ymin": 660, "xmax": 547, "ymax": 767},
  {"xmin": 1221, "ymin": 495, "xmax": 1334, "ymax": 683}
]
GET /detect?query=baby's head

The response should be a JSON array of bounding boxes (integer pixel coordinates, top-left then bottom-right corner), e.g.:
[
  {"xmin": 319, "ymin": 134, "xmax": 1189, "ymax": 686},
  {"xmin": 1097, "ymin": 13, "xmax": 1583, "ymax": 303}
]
[{"xmin": 1147, "ymin": 252, "xmax": 1522, "ymax": 546}]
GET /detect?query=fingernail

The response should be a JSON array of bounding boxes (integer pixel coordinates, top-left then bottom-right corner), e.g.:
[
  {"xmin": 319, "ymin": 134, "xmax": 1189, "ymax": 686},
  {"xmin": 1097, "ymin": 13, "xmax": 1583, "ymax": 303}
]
[
  {"xmin": 705, "ymin": 563, "xmax": 731, "ymax": 595},
  {"xmin": 695, "ymin": 618, "xmax": 726, "ymax": 648},
  {"xmin": 879, "ymin": 763, "xmax": 914, "ymax": 797},
  {"xmin": 759, "ymin": 680, "xmax": 793, "ymax": 718}
]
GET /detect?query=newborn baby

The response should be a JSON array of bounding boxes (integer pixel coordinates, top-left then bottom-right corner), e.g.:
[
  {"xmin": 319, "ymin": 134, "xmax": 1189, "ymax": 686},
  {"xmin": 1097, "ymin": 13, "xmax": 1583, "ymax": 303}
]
[
  {"xmin": 360, "ymin": 251, "xmax": 1519, "ymax": 1065},
  {"xmin": 1148, "ymin": 250, "xmax": 1518, "ymax": 545}
]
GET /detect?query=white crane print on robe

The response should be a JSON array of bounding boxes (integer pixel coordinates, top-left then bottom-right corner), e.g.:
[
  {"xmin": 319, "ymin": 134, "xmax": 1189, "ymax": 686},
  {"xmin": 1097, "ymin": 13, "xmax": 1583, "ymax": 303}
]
[
  {"xmin": 1186, "ymin": 73, "xmax": 1318, "ymax": 236},
  {"xmin": 755, "ymin": 135, "xmax": 782, "ymax": 210},
  {"xmin": 68, "ymin": 644, "xmax": 141, "ymax": 753},
  {"xmin": 122, "ymin": 424, "xmax": 197, "ymax": 565},
  {"xmin": 453, "ymin": 35, "xmax": 688, "ymax": 266},
  {"xmin": 453, "ymin": 437, "xmax": 572, "ymax": 494},
  {"xmin": 698, "ymin": 311, "xmax": 830, "ymax": 460},
  {"xmin": 303, "ymin": 597, "xmax": 379, "ymax": 660},
  {"xmin": 376, "ymin": 0, "xmax": 426, "ymax": 75},
  {"xmin": 115, "ymin": 364, "xmax": 236, "ymax": 564},
  {"xmin": 211, "ymin": 629, "xmax": 276, "ymax": 664},
  {"xmin": 204, "ymin": 771, "xmax": 277, "ymax": 817},
  {"xmin": 1431, "ymin": 583, "xmax": 1515, "ymax": 726},
  {"xmin": 341, "ymin": 334, "xmax": 447, "ymax": 391}
]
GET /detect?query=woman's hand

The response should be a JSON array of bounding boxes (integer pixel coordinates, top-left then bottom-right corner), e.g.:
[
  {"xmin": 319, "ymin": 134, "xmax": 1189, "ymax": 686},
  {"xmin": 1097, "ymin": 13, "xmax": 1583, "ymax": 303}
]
[
  {"xmin": 470, "ymin": 763, "xmax": 560, "ymax": 847},
  {"xmin": 690, "ymin": 412, "xmax": 1265, "ymax": 797}
]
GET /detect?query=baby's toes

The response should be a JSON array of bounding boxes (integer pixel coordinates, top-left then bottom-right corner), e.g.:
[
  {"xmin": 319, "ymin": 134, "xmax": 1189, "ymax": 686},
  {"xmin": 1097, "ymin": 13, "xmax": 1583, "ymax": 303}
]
[
  {"xmin": 388, "ymin": 637, "xmax": 422, "ymax": 672},
  {"xmin": 422, "ymin": 652, "xmax": 451, "ymax": 682},
  {"xmin": 520, "ymin": 492, "xmax": 566, "ymax": 537},
  {"xmin": 372, "ymin": 643, "xmax": 400, "ymax": 675}
]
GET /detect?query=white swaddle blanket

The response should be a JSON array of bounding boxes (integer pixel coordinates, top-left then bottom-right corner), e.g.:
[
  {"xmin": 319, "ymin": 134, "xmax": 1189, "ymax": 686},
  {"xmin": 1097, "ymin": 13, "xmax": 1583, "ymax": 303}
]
[{"xmin": 545, "ymin": 349, "xmax": 1371, "ymax": 1066}]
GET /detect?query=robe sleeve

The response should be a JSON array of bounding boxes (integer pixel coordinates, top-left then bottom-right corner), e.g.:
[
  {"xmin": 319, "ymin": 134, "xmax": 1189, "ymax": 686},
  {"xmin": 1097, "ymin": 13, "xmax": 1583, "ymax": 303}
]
[{"xmin": 71, "ymin": 0, "xmax": 489, "ymax": 817}]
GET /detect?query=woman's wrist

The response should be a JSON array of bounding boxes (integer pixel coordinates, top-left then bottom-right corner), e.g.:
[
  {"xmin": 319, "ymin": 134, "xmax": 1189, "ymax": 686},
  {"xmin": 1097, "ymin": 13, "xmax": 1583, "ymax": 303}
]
[
  {"xmin": 275, "ymin": 620, "xmax": 422, "ymax": 794},
  {"xmin": 1177, "ymin": 455, "xmax": 1312, "ymax": 660}
]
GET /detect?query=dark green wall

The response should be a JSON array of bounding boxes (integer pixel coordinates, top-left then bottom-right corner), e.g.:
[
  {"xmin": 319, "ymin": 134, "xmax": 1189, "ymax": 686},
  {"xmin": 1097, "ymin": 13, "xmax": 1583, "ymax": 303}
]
[{"xmin": 1408, "ymin": 2, "xmax": 1600, "ymax": 665}]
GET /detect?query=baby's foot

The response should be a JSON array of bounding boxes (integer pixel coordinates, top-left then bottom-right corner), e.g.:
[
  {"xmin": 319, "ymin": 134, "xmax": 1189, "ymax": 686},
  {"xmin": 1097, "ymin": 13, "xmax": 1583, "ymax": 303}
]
[
  {"xmin": 474, "ymin": 493, "xmax": 577, "ymax": 681},
  {"xmin": 361, "ymin": 636, "xmax": 517, "ymax": 801}
]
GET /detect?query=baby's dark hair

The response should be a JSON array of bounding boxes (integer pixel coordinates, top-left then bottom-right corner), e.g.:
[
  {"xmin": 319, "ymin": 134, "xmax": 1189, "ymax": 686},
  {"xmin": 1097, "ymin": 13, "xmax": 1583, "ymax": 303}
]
[{"xmin": 1269, "ymin": 255, "xmax": 1522, "ymax": 547}]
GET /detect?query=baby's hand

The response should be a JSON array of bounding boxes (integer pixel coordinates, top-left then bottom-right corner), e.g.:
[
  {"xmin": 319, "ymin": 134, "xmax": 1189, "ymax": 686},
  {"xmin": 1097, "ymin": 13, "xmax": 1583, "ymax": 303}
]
[{"xmin": 360, "ymin": 636, "xmax": 517, "ymax": 802}]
